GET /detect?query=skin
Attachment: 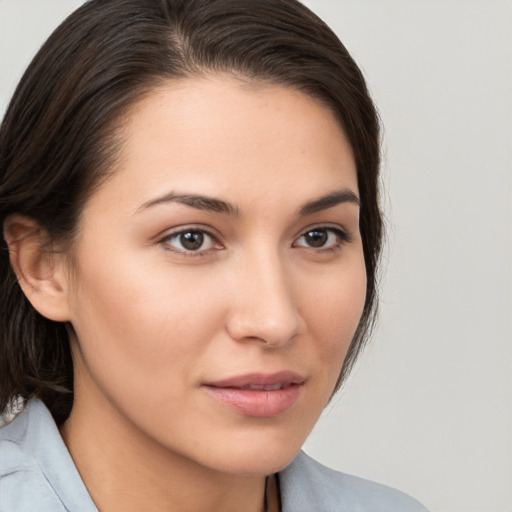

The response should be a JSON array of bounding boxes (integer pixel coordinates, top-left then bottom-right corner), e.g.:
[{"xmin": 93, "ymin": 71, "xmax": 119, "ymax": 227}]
[{"xmin": 11, "ymin": 76, "xmax": 367, "ymax": 512}]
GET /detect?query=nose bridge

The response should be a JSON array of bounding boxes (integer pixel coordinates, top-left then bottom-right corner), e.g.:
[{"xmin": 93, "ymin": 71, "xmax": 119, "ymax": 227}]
[{"xmin": 226, "ymin": 242, "xmax": 299, "ymax": 347}]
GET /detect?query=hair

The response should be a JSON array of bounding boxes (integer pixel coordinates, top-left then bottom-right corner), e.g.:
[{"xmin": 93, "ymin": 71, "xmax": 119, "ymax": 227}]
[{"xmin": 0, "ymin": 0, "xmax": 382, "ymax": 423}]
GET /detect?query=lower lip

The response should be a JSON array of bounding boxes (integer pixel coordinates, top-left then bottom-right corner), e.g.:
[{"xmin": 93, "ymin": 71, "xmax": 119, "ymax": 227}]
[{"xmin": 202, "ymin": 384, "xmax": 302, "ymax": 417}]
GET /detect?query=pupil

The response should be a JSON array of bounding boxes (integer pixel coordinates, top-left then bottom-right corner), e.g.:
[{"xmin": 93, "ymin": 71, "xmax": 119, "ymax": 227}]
[
  {"xmin": 306, "ymin": 230, "xmax": 327, "ymax": 247},
  {"xmin": 180, "ymin": 232, "xmax": 204, "ymax": 250}
]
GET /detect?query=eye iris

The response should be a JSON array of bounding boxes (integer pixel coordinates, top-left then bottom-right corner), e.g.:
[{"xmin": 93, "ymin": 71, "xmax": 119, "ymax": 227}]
[
  {"xmin": 180, "ymin": 231, "xmax": 204, "ymax": 250},
  {"xmin": 305, "ymin": 230, "xmax": 328, "ymax": 247}
]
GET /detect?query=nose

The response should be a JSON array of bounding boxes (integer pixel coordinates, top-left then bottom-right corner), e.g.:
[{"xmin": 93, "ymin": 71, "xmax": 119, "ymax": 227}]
[{"xmin": 225, "ymin": 248, "xmax": 301, "ymax": 348}]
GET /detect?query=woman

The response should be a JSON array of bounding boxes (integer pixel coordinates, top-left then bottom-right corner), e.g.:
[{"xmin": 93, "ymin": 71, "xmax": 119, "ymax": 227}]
[{"xmin": 0, "ymin": 0, "xmax": 428, "ymax": 510}]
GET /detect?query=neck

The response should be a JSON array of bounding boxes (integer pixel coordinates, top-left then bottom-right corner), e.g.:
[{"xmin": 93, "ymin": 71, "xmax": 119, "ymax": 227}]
[{"xmin": 60, "ymin": 383, "xmax": 276, "ymax": 512}]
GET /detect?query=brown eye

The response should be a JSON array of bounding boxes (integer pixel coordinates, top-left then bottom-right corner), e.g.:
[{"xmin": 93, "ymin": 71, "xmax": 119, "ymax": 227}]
[
  {"xmin": 163, "ymin": 229, "xmax": 218, "ymax": 253},
  {"xmin": 303, "ymin": 230, "xmax": 328, "ymax": 248},
  {"xmin": 294, "ymin": 227, "xmax": 348, "ymax": 249},
  {"xmin": 180, "ymin": 231, "xmax": 204, "ymax": 251}
]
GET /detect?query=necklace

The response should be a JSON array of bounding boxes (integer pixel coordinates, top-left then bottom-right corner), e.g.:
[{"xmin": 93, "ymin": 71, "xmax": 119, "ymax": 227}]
[
  {"xmin": 263, "ymin": 476, "xmax": 269, "ymax": 511},
  {"xmin": 263, "ymin": 474, "xmax": 281, "ymax": 512}
]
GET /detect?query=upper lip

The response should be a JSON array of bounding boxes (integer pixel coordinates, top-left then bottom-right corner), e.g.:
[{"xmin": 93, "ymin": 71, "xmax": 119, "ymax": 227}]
[{"xmin": 204, "ymin": 371, "xmax": 305, "ymax": 389}]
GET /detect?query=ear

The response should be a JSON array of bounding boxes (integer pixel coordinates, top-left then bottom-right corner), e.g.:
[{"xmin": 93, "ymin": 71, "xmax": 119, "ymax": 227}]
[{"xmin": 3, "ymin": 214, "xmax": 72, "ymax": 322}]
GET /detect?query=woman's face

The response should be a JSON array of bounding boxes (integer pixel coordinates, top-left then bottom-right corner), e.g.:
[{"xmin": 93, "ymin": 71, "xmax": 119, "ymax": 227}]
[{"xmin": 63, "ymin": 76, "xmax": 366, "ymax": 475}]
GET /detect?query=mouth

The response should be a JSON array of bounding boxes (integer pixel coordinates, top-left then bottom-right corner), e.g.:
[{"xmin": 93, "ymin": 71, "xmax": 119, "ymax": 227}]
[
  {"xmin": 202, "ymin": 371, "xmax": 305, "ymax": 418},
  {"xmin": 234, "ymin": 383, "xmax": 289, "ymax": 391}
]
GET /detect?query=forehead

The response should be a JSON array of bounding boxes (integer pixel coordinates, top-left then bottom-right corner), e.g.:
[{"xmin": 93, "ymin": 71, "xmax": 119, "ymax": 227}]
[{"xmin": 85, "ymin": 76, "xmax": 357, "ymax": 217}]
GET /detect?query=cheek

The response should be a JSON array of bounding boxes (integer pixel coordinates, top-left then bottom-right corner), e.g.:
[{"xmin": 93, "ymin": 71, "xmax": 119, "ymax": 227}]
[
  {"xmin": 66, "ymin": 247, "xmax": 226, "ymax": 397},
  {"xmin": 301, "ymin": 256, "xmax": 367, "ymax": 374}
]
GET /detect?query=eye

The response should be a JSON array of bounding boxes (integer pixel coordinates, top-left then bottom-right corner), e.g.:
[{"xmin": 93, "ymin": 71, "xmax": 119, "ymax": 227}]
[
  {"xmin": 161, "ymin": 229, "xmax": 220, "ymax": 253},
  {"xmin": 293, "ymin": 227, "xmax": 349, "ymax": 249}
]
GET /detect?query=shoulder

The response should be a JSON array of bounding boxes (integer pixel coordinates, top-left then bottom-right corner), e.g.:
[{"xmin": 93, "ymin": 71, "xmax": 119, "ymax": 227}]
[
  {"xmin": 0, "ymin": 401, "xmax": 44, "ymax": 479},
  {"xmin": 0, "ymin": 399, "xmax": 96, "ymax": 512},
  {"xmin": 279, "ymin": 451, "xmax": 429, "ymax": 512},
  {"xmin": 0, "ymin": 401, "xmax": 64, "ymax": 511}
]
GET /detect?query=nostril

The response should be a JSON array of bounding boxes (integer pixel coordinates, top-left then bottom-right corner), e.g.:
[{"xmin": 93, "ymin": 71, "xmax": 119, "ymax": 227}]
[{"xmin": 225, "ymin": 300, "xmax": 299, "ymax": 347}]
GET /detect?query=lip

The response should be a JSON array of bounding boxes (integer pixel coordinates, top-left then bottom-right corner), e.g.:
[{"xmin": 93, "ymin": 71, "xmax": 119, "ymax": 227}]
[{"xmin": 202, "ymin": 371, "xmax": 305, "ymax": 418}]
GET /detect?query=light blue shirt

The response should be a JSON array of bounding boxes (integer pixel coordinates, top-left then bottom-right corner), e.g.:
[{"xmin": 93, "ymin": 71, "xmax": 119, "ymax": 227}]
[{"xmin": 0, "ymin": 399, "xmax": 429, "ymax": 511}]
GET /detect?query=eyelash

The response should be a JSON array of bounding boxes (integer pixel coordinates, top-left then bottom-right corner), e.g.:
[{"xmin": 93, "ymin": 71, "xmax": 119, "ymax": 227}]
[
  {"xmin": 159, "ymin": 227, "xmax": 220, "ymax": 257},
  {"xmin": 293, "ymin": 226, "xmax": 352, "ymax": 252},
  {"xmin": 159, "ymin": 225, "xmax": 352, "ymax": 257}
]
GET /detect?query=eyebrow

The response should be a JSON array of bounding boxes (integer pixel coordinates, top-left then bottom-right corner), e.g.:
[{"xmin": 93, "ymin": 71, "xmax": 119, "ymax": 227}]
[
  {"xmin": 137, "ymin": 192, "xmax": 240, "ymax": 216},
  {"xmin": 137, "ymin": 188, "xmax": 360, "ymax": 217},
  {"xmin": 298, "ymin": 189, "xmax": 360, "ymax": 216}
]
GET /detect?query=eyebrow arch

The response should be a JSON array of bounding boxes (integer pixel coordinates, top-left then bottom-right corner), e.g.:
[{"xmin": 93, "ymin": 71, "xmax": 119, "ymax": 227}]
[
  {"xmin": 137, "ymin": 192, "xmax": 239, "ymax": 216},
  {"xmin": 299, "ymin": 189, "xmax": 360, "ymax": 216}
]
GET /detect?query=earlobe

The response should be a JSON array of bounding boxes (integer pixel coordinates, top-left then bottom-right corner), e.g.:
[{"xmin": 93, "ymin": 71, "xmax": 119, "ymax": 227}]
[{"xmin": 3, "ymin": 214, "xmax": 72, "ymax": 322}]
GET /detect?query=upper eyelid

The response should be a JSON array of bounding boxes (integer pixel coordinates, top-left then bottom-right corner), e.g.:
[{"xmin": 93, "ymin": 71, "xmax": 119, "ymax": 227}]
[
  {"xmin": 296, "ymin": 227, "xmax": 348, "ymax": 241},
  {"xmin": 158, "ymin": 224, "xmax": 220, "ymax": 241},
  {"xmin": 296, "ymin": 223, "xmax": 351, "ymax": 239}
]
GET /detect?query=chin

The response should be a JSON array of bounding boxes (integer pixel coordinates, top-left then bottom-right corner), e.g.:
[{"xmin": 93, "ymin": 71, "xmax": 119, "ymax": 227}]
[
  {"xmin": 193, "ymin": 427, "xmax": 308, "ymax": 477},
  {"xmin": 211, "ymin": 451, "xmax": 300, "ymax": 477}
]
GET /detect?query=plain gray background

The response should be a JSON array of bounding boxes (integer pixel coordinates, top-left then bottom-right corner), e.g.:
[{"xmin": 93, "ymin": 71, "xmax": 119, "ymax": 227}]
[{"xmin": 1, "ymin": 1, "xmax": 511, "ymax": 511}]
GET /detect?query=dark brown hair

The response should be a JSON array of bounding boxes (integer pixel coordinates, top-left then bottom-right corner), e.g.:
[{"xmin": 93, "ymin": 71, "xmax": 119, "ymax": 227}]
[{"xmin": 0, "ymin": 0, "xmax": 382, "ymax": 423}]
